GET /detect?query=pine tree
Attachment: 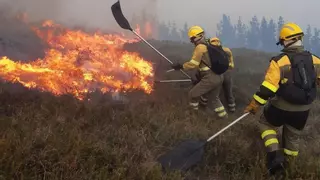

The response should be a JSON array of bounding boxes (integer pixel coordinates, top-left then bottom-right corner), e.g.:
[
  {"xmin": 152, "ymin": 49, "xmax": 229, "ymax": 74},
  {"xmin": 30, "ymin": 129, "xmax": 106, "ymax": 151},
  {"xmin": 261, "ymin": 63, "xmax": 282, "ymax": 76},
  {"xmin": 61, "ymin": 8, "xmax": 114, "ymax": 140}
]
[
  {"xmin": 180, "ymin": 22, "xmax": 189, "ymax": 42},
  {"xmin": 267, "ymin": 19, "xmax": 277, "ymax": 52},
  {"xmin": 260, "ymin": 17, "xmax": 269, "ymax": 50},
  {"xmin": 247, "ymin": 15, "xmax": 260, "ymax": 49},
  {"xmin": 158, "ymin": 22, "xmax": 170, "ymax": 41},
  {"xmin": 170, "ymin": 22, "xmax": 181, "ymax": 41},
  {"xmin": 311, "ymin": 28, "xmax": 320, "ymax": 56},
  {"xmin": 260, "ymin": 17, "xmax": 277, "ymax": 52},
  {"xmin": 216, "ymin": 14, "xmax": 236, "ymax": 47},
  {"xmin": 304, "ymin": 25, "xmax": 312, "ymax": 51},
  {"xmin": 277, "ymin": 16, "xmax": 285, "ymax": 33},
  {"xmin": 235, "ymin": 16, "xmax": 247, "ymax": 47},
  {"xmin": 167, "ymin": 21, "xmax": 173, "ymax": 40}
]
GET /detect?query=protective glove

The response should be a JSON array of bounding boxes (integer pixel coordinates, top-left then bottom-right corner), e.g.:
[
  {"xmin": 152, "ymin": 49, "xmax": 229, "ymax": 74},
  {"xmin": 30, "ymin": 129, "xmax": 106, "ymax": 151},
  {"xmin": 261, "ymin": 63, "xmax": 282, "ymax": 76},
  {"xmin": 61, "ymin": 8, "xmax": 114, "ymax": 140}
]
[
  {"xmin": 244, "ymin": 99, "xmax": 261, "ymax": 114},
  {"xmin": 171, "ymin": 63, "xmax": 183, "ymax": 70},
  {"xmin": 191, "ymin": 77, "xmax": 200, "ymax": 85}
]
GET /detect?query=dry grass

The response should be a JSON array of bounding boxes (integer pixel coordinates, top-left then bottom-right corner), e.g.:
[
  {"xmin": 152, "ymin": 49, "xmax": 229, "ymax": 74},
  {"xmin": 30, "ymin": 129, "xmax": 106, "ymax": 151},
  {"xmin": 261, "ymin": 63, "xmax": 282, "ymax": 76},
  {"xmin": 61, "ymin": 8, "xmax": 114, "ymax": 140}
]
[
  {"xmin": 0, "ymin": 13, "xmax": 320, "ymax": 180},
  {"xmin": 0, "ymin": 73, "xmax": 319, "ymax": 180}
]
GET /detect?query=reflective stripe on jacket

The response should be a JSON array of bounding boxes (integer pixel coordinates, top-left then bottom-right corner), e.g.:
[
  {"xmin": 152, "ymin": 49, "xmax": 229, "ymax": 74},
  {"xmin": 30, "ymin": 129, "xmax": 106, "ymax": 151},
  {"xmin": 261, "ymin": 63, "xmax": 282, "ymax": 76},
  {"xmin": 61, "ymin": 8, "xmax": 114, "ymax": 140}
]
[
  {"xmin": 183, "ymin": 44, "xmax": 211, "ymax": 71},
  {"xmin": 253, "ymin": 46, "xmax": 320, "ymax": 111}
]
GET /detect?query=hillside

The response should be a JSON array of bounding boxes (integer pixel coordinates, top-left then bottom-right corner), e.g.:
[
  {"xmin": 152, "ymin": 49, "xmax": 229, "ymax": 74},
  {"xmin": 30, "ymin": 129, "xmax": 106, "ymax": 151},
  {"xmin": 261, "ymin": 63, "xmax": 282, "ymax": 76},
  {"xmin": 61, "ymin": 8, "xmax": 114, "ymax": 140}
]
[{"xmin": 0, "ymin": 16, "xmax": 320, "ymax": 180}]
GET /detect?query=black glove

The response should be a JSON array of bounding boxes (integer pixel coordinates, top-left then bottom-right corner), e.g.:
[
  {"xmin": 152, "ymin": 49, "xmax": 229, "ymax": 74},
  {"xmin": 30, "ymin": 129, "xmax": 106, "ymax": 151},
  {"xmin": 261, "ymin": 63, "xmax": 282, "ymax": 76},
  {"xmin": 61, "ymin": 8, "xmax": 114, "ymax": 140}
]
[
  {"xmin": 191, "ymin": 77, "xmax": 200, "ymax": 85},
  {"xmin": 171, "ymin": 63, "xmax": 183, "ymax": 70}
]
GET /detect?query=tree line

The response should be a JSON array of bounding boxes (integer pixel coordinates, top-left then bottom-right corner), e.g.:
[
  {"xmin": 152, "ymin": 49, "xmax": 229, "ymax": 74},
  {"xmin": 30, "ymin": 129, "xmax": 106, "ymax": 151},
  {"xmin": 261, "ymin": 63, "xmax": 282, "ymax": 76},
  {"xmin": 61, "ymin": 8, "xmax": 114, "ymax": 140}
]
[{"xmin": 132, "ymin": 13, "xmax": 320, "ymax": 55}]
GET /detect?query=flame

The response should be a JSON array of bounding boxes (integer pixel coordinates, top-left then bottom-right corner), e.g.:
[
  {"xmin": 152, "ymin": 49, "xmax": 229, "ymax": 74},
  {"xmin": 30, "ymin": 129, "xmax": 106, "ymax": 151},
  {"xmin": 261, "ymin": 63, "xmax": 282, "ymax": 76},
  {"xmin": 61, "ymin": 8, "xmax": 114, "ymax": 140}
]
[
  {"xmin": 0, "ymin": 20, "xmax": 154, "ymax": 100},
  {"xmin": 135, "ymin": 24, "xmax": 141, "ymax": 36},
  {"xmin": 145, "ymin": 22, "xmax": 152, "ymax": 38},
  {"xmin": 134, "ymin": 21, "xmax": 157, "ymax": 39}
]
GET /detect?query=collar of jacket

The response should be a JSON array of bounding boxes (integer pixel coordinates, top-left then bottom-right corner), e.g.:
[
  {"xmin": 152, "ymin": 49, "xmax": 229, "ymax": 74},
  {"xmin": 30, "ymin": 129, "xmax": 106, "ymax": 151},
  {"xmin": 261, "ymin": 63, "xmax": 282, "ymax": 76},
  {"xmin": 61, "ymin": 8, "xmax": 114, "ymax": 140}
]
[
  {"xmin": 194, "ymin": 38, "xmax": 206, "ymax": 46},
  {"xmin": 281, "ymin": 45, "xmax": 305, "ymax": 53}
]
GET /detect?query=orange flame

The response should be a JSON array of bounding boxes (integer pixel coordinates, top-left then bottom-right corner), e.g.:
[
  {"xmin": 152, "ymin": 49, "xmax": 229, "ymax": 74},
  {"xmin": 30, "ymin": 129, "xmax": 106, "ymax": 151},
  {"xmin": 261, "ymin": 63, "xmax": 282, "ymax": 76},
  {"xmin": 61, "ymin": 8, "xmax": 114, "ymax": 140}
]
[
  {"xmin": 145, "ymin": 22, "xmax": 152, "ymax": 38},
  {"xmin": 135, "ymin": 24, "xmax": 141, "ymax": 35},
  {"xmin": 0, "ymin": 20, "xmax": 154, "ymax": 100},
  {"xmin": 133, "ymin": 22, "xmax": 157, "ymax": 39}
]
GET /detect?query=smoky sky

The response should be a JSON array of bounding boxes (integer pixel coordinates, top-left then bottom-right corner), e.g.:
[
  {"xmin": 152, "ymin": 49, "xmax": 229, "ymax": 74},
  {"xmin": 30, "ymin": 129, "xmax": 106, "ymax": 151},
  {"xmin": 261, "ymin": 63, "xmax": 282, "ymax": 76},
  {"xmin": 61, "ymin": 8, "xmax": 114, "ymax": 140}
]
[
  {"xmin": 1, "ymin": 0, "xmax": 319, "ymax": 34},
  {"xmin": 0, "ymin": 0, "xmax": 156, "ymax": 32},
  {"xmin": 157, "ymin": 0, "xmax": 320, "ymax": 33}
]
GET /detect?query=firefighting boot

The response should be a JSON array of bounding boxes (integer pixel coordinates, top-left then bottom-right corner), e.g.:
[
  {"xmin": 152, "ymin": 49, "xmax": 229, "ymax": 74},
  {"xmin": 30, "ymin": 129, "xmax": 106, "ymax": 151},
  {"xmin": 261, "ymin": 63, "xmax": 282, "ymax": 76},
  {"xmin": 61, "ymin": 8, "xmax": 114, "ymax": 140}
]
[{"xmin": 266, "ymin": 150, "xmax": 285, "ymax": 175}]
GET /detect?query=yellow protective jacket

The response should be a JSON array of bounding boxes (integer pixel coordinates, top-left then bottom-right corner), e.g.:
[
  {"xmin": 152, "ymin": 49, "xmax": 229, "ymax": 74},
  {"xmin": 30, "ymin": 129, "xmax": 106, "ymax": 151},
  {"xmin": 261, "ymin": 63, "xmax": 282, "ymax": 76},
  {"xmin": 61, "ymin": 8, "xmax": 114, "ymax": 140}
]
[
  {"xmin": 182, "ymin": 43, "xmax": 211, "ymax": 72},
  {"xmin": 253, "ymin": 46, "xmax": 320, "ymax": 112},
  {"xmin": 222, "ymin": 46, "xmax": 234, "ymax": 69}
]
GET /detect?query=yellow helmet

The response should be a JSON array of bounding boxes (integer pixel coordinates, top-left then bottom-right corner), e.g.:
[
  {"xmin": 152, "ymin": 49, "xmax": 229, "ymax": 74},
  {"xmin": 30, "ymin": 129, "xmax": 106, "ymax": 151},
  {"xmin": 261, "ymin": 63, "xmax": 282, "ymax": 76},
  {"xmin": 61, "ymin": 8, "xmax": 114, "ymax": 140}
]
[
  {"xmin": 210, "ymin": 37, "xmax": 221, "ymax": 46},
  {"xmin": 277, "ymin": 22, "xmax": 304, "ymax": 45},
  {"xmin": 188, "ymin": 26, "xmax": 204, "ymax": 41}
]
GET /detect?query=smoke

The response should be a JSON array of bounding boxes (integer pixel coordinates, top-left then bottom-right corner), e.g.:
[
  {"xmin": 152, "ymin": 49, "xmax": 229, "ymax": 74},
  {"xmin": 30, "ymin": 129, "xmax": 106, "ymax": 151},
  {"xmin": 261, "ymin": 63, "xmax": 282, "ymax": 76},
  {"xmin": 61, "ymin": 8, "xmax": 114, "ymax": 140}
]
[{"xmin": 0, "ymin": 0, "xmax": 158, "ymax": 32}]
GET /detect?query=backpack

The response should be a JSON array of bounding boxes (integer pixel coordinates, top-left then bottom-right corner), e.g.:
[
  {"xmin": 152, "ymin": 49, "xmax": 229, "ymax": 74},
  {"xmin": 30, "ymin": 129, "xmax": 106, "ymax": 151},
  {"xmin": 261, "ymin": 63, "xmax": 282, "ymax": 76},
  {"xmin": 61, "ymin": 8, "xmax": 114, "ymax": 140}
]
[
  {"xmin": 199, "ymin": 41, "xmax": 229, "ymax": 75},
  {"xmin": 277, "ymin": 51, "xmax": 317, "ymax": 105}
]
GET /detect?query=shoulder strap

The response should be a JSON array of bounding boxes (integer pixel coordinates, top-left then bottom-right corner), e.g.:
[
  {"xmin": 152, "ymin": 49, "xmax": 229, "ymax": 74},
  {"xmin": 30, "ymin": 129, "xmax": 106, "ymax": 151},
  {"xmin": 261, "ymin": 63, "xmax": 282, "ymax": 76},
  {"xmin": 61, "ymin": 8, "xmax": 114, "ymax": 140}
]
[
  {"xmin": 201, "ymin": 43, "xmax": 211, "ymax": 68},
  {"xmin": 284, "ymin": 50, "xmax": 312, "ymax": 64},
  {"xmin": 195, "ymin": 42, "xmax": 210, "ymax": 68},
  {"xmin": 270, "ymin": 52, "xmax": 287, "ymax": 62}
]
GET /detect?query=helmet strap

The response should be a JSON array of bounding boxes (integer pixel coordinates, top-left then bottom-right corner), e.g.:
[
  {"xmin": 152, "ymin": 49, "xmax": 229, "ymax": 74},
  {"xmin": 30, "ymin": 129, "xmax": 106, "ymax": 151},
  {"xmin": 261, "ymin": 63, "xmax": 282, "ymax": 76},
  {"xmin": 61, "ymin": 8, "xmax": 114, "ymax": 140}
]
[
  {"xmin": 190, "ymin": 37, "xmax": 196, "ymax": 43},
  {"xmin": 276, "ymin": 39, "xmax": 284, "ymax": 46}
]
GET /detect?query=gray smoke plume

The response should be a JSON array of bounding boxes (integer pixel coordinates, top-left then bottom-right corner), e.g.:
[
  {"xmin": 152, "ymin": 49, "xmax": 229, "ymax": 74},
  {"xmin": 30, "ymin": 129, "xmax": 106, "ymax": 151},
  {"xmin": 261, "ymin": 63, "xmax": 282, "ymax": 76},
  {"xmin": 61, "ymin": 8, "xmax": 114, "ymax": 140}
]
[{"xmin": 0, "ymin": 0, "xmax": 157, "ymax": 32}]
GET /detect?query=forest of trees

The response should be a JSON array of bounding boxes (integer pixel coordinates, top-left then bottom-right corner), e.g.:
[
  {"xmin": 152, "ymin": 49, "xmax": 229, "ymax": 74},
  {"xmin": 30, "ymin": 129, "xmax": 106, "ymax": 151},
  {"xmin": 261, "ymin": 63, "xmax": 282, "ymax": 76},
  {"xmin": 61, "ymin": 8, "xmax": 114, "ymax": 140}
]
[{"xmin": 132, "ymin": 13, "xmax": 320, "ymax": 55}]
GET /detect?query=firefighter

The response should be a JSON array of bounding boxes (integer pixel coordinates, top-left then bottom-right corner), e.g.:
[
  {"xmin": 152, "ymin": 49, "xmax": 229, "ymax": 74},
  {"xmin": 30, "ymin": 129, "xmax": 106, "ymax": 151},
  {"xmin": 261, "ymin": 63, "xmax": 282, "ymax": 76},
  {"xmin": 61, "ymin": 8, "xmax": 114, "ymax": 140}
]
[
  {"xmin": 171, "ymin": 26, "xmax": 227, "ymax": 119},
  {"xmin": 244, "ymin": 22, "xmax": 320, "ymax": 175},
  {"xmin": 210, "ymin": 37, "xmax": 236, "ymax": 112}
]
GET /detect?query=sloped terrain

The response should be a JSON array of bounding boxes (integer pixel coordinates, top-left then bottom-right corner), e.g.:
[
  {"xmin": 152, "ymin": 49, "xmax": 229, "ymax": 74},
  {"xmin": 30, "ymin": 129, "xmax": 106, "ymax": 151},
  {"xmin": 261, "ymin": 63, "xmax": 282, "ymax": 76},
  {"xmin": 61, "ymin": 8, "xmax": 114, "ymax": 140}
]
[{"xmin": 0, "ymin": 15, "xmax": 320, "ymax": 180}]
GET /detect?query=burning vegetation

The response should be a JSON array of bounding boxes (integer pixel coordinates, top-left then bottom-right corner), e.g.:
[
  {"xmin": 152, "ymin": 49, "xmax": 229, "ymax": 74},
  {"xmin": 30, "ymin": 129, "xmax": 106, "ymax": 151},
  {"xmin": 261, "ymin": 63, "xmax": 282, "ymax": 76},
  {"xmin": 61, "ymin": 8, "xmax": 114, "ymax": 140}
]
[{"xmin": 0, "ymin": 19, "xmax": 154, "ymax": 100}]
